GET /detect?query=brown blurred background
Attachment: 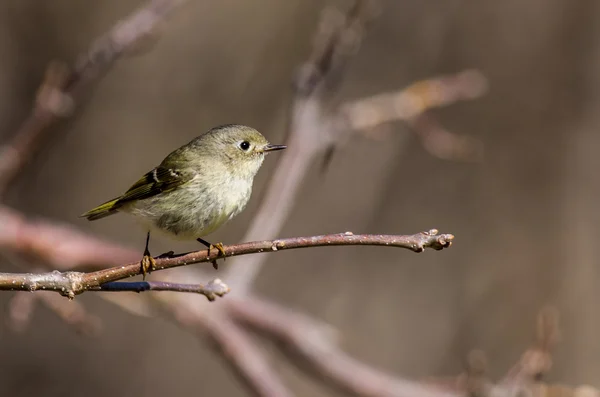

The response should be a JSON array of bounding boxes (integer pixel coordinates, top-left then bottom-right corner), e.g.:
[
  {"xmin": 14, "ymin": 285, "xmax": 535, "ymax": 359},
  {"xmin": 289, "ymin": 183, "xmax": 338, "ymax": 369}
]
[{"xmin": 1, "ymin": 0, "xmax": 599, "ymax": 395}]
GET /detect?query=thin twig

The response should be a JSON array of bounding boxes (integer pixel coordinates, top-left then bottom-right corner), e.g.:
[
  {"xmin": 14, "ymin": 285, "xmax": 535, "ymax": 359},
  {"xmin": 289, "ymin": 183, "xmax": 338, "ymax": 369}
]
[
  {"xmin": 340, "ymin": 70, "xmax": 488, "ymax": 162},
  {"xmin": 409, "ymin": 113, "xmax": 483, "ymax": 162},
  {"xmin": 36, "ymin": 292, "xmax": 103, "ymax": 336},
  {"xmin": 6, "ymin": 293, "xmax": 37, "ymax": 332},
  {"xmin": 340, "ymin": 69, "xmax": 488, "ymax": 132},
  {"xmin": 0, "ymin": 230, "xmax": 453, "ymax": 298},
  {"xmin": 0, "ymin": 0, "xmax": 187, "ymax": 196},
  {"xmin": 7, "ymin": 290, "xmax": 103, "ymax": 335},
  {"xmin": 91, "ymin": 279, "xmax": 230, "ymax": 302},
  {"xmin": 423, "ymin": 350, "xmax": 491, "ymax": 396},
  {"xmin": 502, "ymin": 307, "xmax": 560, "ymax": 385}
]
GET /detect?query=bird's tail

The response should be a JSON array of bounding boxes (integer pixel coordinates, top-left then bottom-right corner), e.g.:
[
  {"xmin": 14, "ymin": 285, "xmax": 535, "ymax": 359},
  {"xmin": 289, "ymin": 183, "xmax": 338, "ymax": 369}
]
[{"xmin": 80, "ymin": 198, "xmax": 120, "ymax": 221}]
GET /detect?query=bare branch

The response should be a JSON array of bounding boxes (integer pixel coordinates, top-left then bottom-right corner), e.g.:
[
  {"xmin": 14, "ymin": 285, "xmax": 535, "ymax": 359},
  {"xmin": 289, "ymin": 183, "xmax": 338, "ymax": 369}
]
[
  {"xmin": 0, "ymin": 0, "xmax": 188, "ymax": 196},
  {"xmin": 425, "ymin": 308, "xmax": 568, "ymax": 397},
  {"xmin": 295, "ymin": 0, "xmax": 379, "ymax": 96},
  {"xmin": 0, "ymin": 230, "xmax": 453, "ymax": 298},
  {"xmin": 502, "ymin": 307, "xmax": 561, "ymax": 385},
  {"xmin": 0, "ymin": 206, "xmax": 138, "ymax": 270},
  {"xmin": 409, "ymin": 113, "xmax": 484, "ymax": 162},
  {"xmin": 423, "ymin": 350, "xmax": 492, "ymax": 396},
  {"xmin": 36, "ymin": 292, "xmax": 103, "ymax": 336},
  {"xmin": 6, "ymin": 292, "xmax": 37, "ymax": 332},
  {"xmin": 341, "ymin": 69, "xmax": 488, "ymax": 131},
  {"xmin": 7, "ymin": 291, "xmax": 103, "ymax": 335},
  {"xmin": 91, "ymin": 279, "xmax": 230, "ymax": 302},
  {"xmin": 226, "ymin": 297, "xmax": 459, "ymax": 397},
  {"xmin": 167, "ymin": 299, "xmax": 295, "ymax": 397}
]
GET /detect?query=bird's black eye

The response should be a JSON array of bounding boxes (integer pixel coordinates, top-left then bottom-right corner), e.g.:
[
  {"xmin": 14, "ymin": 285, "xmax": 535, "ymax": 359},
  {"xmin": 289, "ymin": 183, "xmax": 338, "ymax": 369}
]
[{"xmin": 239, "ymin": 141, "xmax": 251, "ymax": 151}]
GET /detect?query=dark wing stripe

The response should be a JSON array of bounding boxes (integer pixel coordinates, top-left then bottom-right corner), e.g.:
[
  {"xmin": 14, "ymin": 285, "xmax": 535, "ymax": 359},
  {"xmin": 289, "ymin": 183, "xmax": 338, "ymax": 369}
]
[{"xmin": 114, "ymin": 167, "xmax": 186, "ymax": 206}]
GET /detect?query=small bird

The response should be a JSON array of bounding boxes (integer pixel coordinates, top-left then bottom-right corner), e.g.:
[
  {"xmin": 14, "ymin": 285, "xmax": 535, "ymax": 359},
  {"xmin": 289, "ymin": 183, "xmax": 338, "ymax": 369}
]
[{"xmin": 81, "ymin": 124, "xmax": 286, "ymax": 275}]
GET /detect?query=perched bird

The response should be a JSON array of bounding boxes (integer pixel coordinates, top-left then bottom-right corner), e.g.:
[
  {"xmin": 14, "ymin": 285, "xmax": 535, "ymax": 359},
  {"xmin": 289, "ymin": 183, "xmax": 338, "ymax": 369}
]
[{"xmin": 81, "ymin": 124, "xmax": 286, "ymax": 275}]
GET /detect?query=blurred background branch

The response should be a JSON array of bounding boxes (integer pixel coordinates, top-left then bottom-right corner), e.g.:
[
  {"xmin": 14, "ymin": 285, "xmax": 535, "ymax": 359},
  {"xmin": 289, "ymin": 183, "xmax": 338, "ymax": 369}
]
[{"xmin": 0, "ymin": 0, "xmax": 186, "ymax": 197}]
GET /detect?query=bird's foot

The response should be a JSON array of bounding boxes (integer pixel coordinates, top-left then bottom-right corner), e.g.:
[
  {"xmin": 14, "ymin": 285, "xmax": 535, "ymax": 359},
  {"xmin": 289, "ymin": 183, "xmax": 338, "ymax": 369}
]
[
  {"xmin": 210, "ymin": 242, "xmax": 226, "ymax": 257},
  {"xmin": 197, "ymin": 238, "xmax": 226, "ymax": 270},
  {"xmin": 141, "ymin": 255, "xmax": 156, "ymax": 280},
  {"xmin": 209, "ymin": 242, "xmax": 226, "ymax": 269}
]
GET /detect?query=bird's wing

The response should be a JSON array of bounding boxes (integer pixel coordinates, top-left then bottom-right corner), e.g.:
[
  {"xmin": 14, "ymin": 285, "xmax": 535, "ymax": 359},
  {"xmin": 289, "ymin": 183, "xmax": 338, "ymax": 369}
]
[{"xmin": 114, "ymin": 166, "xmax": 191, "ymax": 206}]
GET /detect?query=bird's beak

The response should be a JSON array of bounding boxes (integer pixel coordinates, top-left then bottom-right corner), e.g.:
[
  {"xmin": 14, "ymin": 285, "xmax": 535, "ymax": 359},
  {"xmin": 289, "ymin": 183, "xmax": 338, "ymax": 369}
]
[{"xmin": 262, "ymin": 144, "xmax": 287, "ymax": 153}]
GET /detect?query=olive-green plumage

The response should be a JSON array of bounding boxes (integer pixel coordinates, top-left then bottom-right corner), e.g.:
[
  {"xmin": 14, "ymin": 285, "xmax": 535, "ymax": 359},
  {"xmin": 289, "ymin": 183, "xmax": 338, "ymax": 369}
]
[{"xmin": 81, "ymin": 124, "xmax": 285, "ymax": 241}]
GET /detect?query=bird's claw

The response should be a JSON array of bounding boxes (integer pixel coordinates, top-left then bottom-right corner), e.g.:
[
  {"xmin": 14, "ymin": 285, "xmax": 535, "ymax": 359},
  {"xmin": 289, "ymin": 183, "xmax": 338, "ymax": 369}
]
[
  {"xmin": 209, "ymin": 242, "xmax": 226, "ymax": 270},
  {"xmin": 141, "ymin": 255, "xmax": 156, "ymax": 280},
  {"xmin": 210, "ymin": 242, "xmax": 226, "ymax": 257}
]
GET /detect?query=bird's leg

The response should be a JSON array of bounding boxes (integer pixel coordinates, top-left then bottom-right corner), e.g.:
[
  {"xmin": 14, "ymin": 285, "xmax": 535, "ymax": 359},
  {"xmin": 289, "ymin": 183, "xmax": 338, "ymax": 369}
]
[
  {"xmin": 141, "ymin": 231, "xmax": 156, "ymax": 279},
  {"xmin": 197, "ymin": 237, "xmax": 225, "ymax": 270}
]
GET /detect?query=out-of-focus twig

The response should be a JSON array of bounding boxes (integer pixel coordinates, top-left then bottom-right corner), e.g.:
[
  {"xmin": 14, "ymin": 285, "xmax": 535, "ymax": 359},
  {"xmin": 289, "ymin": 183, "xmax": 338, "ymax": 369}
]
[
  {"xmin": 502, "ymin": 306, "xmax": 561, "ymax": 385},
  {"xmin": 340, "ymin": 69, "xmax": 488, "ymax": 162},
  {"xmin": 423, "ymin": 350, "xmax": 492, "ymax": 397},
  {"xmin": 7, "ymin": 288, "xmax": 102, "ymax": 336},
  {"xmin": 0, "ymin": 0, "xmax": 187, "ymax": 197},
  {"xmin": 424, "ymin": 308, "xmax": 591, "ymax": 397},
  {"xmin": 0, "ymin": 207, "xmax": 139, "ymax": 270},
  {"xmin": 341, "ymin": 69, "xmax": 488, "ymax": 131},
  {"xmin": 409, "ymin": 113, "xmax": 483, "ymax": 162},
  {"xmin": 36, "ymin": 292, "xmax": 103, "ymax": 336},
  {"xmin": 164, "ymin": 292, "xmax": 296, "ymax": 397},
  {"xmin": 225, "ymin": 296, "xmax": 460, "ymax": 397},
  {"xmin": 0, "ymin": 230, "xmax": 453, "ymax": 298},
  {"xmin": 7, "ymin": 292, "xmax": 37, "ymax": 332}
]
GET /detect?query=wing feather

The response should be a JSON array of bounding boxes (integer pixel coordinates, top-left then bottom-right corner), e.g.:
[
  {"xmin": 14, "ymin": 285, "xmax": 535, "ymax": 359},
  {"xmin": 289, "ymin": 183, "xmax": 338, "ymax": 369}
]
[
  {"xmin": 81, "ymin": 166, "xmax": 190, "ymax": 220},
  {"xmin": 115, "ymin": 167, "xmax": 188, "ymax": 206}
]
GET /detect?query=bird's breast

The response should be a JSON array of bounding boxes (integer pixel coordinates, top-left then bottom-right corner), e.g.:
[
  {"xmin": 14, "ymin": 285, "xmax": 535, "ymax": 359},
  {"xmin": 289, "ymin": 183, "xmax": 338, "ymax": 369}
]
[{"xmin": 178, "ymin": 174, "xmax": 252, "ymax": 237}]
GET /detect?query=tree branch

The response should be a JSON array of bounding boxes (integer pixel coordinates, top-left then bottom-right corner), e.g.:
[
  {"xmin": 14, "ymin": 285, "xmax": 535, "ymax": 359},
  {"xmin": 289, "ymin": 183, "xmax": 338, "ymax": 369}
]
[
  {"xmin": 340, "ymin": 69, "xmax": 488, "ymax": 132},
  {"xmin": 91, "ymin": 279, "xmax": 230, "ymax": 302},
  {"xmin": 32, "ymin": 292, "xmax": 103, "ymax": 336},
  {"xmin": 166, "ymin": 295, "xmax": 295, "ymax": 397},
  {"xmin": 0, "ymin": 230, "xmax": 453, "ymax": 298},
  {"xmin": 502, "ymin": 306, "xmax": 560, "ymax": 385},
  {"xmin": 0, "ymin": 206, "xmax": 139, "ymax": 270},
  {"xmin": 226, "ymin": 297, "xmax": 459, "ymax": 397}
]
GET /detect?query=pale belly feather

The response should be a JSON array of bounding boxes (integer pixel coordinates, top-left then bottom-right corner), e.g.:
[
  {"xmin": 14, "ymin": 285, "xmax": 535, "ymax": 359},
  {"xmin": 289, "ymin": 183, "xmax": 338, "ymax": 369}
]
[{"xmin": 126, "ymin": 175, "xmax": 252, "ymax": 240}]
